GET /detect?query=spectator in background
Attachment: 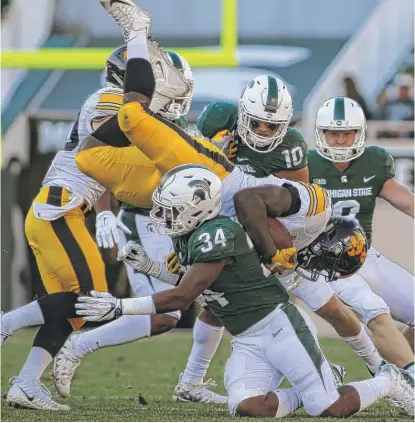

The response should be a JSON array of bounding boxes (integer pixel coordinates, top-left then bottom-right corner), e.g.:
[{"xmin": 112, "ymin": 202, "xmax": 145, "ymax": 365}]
[
  {"xmin": 378, "ymin": 73, "xmax": 414, "ymax": 139},
  {"xmin": 380, "ymin": 73, "xmax": 414, "ymax": 122},
  {"xmin": 343, "ymin": 75, "xmax": 373, "ymax": 120}
]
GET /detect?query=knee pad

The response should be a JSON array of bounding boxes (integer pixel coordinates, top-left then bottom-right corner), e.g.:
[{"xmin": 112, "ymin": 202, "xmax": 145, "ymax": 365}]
[{"xmin": 118, "ymin": 102, "xmax": 145, "ymax": 133}]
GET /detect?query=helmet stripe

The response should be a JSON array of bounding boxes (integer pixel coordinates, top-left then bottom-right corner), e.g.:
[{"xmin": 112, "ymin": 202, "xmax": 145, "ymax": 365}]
[
  {"xmin": 333, "ymin": 97, "xmax": 345, "ymax": 120},
  {"xmin": 265, "ymin": 76, "xmax": 279, "ymax": 112},
  {"xmin": 167, "ymin": 51, "xmax": 184, "ymax": 70}
]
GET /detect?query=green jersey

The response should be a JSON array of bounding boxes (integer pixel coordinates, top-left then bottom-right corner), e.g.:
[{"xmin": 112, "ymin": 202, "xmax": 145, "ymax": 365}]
[
  {"xmin": 196, "ymin": 101, "xmax": 308, "ymax": 177},
  {"xmin": 235, "ymin": 128, "xmax": 308, "ymax": 177},
  {"xmin": 173, "ymin": 216, "xmax": 289, "ymax": 335},
  {"xmin": 308, "ymin": 146, "xmax": 395, "ymax": 246}
]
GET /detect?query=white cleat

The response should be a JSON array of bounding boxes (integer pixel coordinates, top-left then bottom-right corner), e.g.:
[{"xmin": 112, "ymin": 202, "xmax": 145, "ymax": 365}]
[
  {"xmin": 330, "ymin": 363, "xmax": 346, "ymax": 388},
  {"xmin": 7, "ymin": 377, "xmax": 70, "ymax": 410},
  {"xmin": 53, "ymin": 338, "xmax": 81, "ymax": 398},
  {"xmin": 147, "ymin": 40, "xmax": 192, "ymax": 113},
  {"xmin": 172, "ymin": 374, "xmax": 228, "ymax": 404},
  {"xmin": 100, "ymin": 0, "xmax": 150, "ymax": 42},
  {"xmin": 376, "ymin": 363, "xmax": 414, "ymax": 416},
  {"xmin": 1, "ymin": 312, "xmax": 12, "ymax": 347}
]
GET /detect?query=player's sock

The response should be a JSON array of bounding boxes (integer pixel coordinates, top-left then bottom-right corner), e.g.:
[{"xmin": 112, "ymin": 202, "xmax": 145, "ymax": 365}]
[
  {"xmin": 181, "ymin": 317, "xmax": 224, "ymax": 385},
  {"xmin": 2, "ymin": 300, "xmax": 45, "ymax": 334},
  {"xmin": 72, "ymin": 315, "xmax": 152, "ymax": 359},
  {"xmin": 403, "ymin": 362, "xmax": 414, "ymax": 376},
  {"xmin": 127, "ymin": 28, "xmax": 148, "ymax": 61},
  {"xmin": 343, "ymin": 324, "xmax": 382, "ymax": 374},
  {"xmin": 19, "ymin": 320, "xmax": 73, "ymax": 381},
  {"xmin": 18, "ymin": 347, "xmax": 53, "ymax": 381},
  {"xmin": 347, "ymin": 377, "xmax": 392, "ymax": 411},
  {"xmin": 274, "ymin": 388, "xmax": 302, "ymax": 417}
]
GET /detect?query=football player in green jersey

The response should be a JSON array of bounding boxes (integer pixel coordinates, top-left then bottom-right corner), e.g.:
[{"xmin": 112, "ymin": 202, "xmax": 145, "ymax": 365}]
[
  {"xmin": 195, "ymin": 95, "xmax": 309, "ymax": 182},
  {"xmin": 175, "ymin": 79, "xmax": 385, "ymax": 396},
  {"xmin": 308, "ymin": 96, "xmax": 414, "ymax": 372},
  {"xmin": 76, "ymin": 164, "xmax": 413, "ymax": 418}
]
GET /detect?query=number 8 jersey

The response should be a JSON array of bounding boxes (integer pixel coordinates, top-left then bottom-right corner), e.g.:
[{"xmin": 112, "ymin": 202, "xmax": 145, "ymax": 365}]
[{"xmin": 308, "ymin": 146, "xmax": 395, "ymax": 246}]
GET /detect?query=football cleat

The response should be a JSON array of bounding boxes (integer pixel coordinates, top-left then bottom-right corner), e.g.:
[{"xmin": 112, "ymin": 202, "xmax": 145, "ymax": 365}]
[
  {"xmin": 147, "ymin": 39, "xmax": 192, "ymax": 114},
  {"xmin": 1, "ymin": 312, "xmax": 12, "ymax": 347},
  {"xmin": 7, "ymin": 376, "xmax": 70, "ymax": 410},
  {"xmin": 376, "ymin": 363, "xmax": 414, "ymax": 416},
  {"xmin": 330, "ymin": 363, "xmax": 346, "ymax": 388},
  {"xmin": 53, "ymin": 338, "xmax": 82, "ymax": 398},
  {"xmin": 99, "ymin": 0, "xmax": 150, "ymax": 42},
  {"xmin": 172, "ymin": 374, "xmax": 227, "ymax": 404}
]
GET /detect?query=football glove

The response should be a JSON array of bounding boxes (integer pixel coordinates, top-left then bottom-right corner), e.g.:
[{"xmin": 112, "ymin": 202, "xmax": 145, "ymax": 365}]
[
  {"xmin": 96, "ymin": 211, "xmax": 132, "ymax": 249},
  {"xmin": 265, "ymin": 247, "xmax": 297, "ymax": 275},
  {"xmin": 165, "ymin": 252, "xmax": 182, "ymax": 275},
  {"xmin": 211, "ymin": 130, "xmax": 238, "ymax": 160},
  {"xmin": 117, "ymin": 241, "xmax": 161, "ymax": 276},
  {"xmin": 76, "ymin": 291, "xmax": 122, "ymax": 322}
]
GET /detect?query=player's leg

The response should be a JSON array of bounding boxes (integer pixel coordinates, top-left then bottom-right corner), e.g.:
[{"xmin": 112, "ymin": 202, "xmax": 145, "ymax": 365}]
[
  {"xmin": 53, "ymin": 210, "xmax": 180, "ymax": 397},
  {"xmin": 359, "ymin": 248, "xmax": 414, "ymax": 329},
  {"xmin": 76, "ymin": 145, "xmax": 163, "ymax": 209},
  {"xmin": 265, "ymin": 303, "xmax": 413, "ymax": 418},
  {"xmin": 331, "ymin": 272, "xmax": 414, "ymax": 371},
  {"xmin": 173, "ymin": 307, "xmax": 227, "ymax": 404},
  {"xmin": 119, "ymin": 102, "xmax": 234, "ymax": 180},
  {"xmin": 5, "ymin": 187, "xmax": 107, "ymax": 409},
  {"xmin": 225, "ymin": 332, "xmax": 300, "ymax": 417},
  {"xmin": 289, "ymin": 276, "xmax": 383, "ymax": 373}
]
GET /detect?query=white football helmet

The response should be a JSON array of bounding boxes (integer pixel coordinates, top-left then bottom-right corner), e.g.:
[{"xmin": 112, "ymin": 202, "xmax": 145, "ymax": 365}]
[
  {"xmin": 237, "ymin": 75, "xmax": 293, "ymax": 153},
  {"xmin": 149, "ymin": 46, "xmax": 194, "ymax": 118},
  {"xmin": 150, "ymin": 164, "xmax": 222, "ymax": 237},
  {"xmin": 315, "ymin": 97, "xmax": 367, "ymax": 162},
  {"xmin": 158, "ymin": 51, "xmax": 194, "ymax": 120}
]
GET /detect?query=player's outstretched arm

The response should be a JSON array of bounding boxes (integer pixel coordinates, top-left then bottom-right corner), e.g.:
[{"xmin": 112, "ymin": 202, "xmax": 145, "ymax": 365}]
[
  {"xmin": 379, "ymin": 177, "xmax": 414, "ymax": 218},
  {"xmin": 76, "ymin": 261, "xmax": 227, "ymax": 322}
]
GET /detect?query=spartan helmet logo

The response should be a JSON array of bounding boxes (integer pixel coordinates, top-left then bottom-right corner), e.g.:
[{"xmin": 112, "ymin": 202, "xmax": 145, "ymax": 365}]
[
  {"xmin": 341, "ymin": 175, "xmax": 348, "ymax": 184},
  {"xmin": 189, "ymin": 179, "xmax": 211, "ymax": 203}
]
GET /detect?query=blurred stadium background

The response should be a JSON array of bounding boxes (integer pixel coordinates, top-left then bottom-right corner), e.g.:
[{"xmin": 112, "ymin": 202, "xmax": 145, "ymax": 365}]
[{"xmin": 1, "ymin": 0, "xmax": 414, "ymax": 336}]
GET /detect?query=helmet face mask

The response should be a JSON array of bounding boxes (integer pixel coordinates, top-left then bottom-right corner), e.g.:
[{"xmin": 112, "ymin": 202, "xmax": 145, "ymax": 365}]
[
  {"xmin": 237, "ymin": 75, "xmax": 293, "ymax": 153},
  {"xmin": 296, "ymin": 217, "xmax": 368, "ymax": 282},
  {"xmin": 156, "ymin": 51, "xmax": 195, "ymax": 120},
  {"xmin": 103, "ymin": 45, "xmax": 127, "ymax": 88},
  {"xmin": 315, "ymin": 97, "xmax": 367, "ymax": 163},
  {"xmin": 150, "ymin": 164, "xmax": 222, "ymax": 238}
]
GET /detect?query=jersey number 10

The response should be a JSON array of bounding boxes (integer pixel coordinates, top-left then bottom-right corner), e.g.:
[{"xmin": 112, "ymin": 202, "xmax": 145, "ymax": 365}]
[{"xmin": 282, "ymin": 147, "xmax": 304, "ymax": 168}]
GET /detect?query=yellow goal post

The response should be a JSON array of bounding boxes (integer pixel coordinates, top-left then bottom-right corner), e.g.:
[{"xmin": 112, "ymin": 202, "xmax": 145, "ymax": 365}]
[{"xmin": 1, "ymin": 0, "xmax": 238, "ymax": 69}]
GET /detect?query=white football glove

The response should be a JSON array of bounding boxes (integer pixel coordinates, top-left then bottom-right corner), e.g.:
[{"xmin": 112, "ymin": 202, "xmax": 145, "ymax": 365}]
[
  {"xmin": 117, "ymin": 241, "xmax": 161, "ymax": 275},
  {"xmin": 95, "ymin": 211, "xmax": 132, "ymax": 249},
  {"xmin": 75, "ymin": 291, "xmax": 123, "ymax": 322}
]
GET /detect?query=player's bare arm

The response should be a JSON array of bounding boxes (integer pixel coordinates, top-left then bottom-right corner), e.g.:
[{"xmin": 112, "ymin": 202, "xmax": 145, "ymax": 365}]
[
  {"xmin": 275, "ymin": 166, "xmax": 309, "ymax": 183},
  {"xmin": 150, "ymin": 261, "xmax": 229, "ymax": 313},
  {"xmin": 233, "ymin": 185, "xmax": 293, "ymax": 262},
  {"xmin": 76, "ymin": 260, "xmax": 229, "ymax": 321},
  {"xmin": 379, "ymin": 177, "xmax": 415, "ymax": 218}
]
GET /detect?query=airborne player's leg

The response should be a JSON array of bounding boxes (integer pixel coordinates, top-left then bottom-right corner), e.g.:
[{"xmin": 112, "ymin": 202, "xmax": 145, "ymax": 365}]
[{"xmin": 98, "ymin": 0, "xmax": 234, "ymax": 180}]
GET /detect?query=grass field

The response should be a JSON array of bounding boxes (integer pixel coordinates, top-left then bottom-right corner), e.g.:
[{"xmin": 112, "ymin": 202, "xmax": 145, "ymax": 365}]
[{"xmin": 1, "ymin": 328, "xmax": 411, "ymax": 422}]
